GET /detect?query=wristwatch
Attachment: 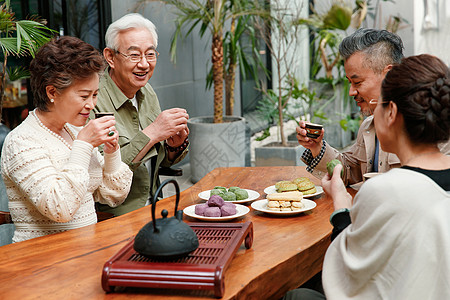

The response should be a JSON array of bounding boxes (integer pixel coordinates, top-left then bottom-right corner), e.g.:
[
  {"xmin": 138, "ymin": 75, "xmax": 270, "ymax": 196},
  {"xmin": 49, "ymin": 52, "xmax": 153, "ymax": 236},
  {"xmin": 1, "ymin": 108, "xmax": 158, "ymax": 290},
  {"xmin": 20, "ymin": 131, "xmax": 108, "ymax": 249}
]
[{"xmin": 329, "ymin": 208, "xmax": 350, "ymax": 226}]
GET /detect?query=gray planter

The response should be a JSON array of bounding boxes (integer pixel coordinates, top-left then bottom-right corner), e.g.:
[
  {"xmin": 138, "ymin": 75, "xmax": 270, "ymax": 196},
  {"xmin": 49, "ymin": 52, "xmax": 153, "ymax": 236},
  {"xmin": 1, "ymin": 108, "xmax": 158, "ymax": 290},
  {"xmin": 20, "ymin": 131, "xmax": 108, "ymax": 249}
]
[
  {"xmin": 188, "ymin": 116, "xmax": 247, "ymax": 183},
  {"xmin": 254, "ymin": 142, "xmax": 306, "ymax": 167}
]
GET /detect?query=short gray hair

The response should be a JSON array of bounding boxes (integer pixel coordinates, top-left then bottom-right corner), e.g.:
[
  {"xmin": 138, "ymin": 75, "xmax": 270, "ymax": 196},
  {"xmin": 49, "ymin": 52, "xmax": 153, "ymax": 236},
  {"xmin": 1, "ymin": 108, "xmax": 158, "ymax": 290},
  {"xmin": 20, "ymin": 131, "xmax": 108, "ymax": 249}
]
[
  {"xmin": 339, "ymin": 28, "xmax": 404, "ymax": 74},
  {"xmin": 105, "ymin": 13, "xmax": 158, "ymax": 50}
]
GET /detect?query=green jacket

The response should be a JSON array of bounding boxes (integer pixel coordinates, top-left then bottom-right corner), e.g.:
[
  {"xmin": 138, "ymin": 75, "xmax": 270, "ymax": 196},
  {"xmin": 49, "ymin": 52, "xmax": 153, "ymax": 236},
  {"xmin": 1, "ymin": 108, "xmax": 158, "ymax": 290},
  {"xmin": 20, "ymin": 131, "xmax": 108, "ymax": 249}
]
[{"xmin": 91, "ymin": 70, "xmax": 187, "ymax": 215}]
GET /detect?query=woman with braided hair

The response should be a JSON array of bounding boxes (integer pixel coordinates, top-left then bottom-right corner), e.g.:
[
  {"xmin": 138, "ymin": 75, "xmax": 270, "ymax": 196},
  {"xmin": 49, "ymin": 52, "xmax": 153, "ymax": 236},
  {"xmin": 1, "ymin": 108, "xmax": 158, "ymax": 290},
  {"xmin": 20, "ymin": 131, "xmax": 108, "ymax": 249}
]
[{"xmin": 284, "ymin": 54, "xmax": 450, "ymax": 299}]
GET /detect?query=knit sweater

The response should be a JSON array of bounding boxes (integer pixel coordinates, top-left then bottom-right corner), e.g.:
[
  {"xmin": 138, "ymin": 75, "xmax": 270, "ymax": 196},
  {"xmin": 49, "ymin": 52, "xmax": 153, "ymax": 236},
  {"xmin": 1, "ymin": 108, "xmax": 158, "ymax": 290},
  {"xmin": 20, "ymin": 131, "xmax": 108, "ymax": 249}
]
[
  {"xmin": 0, "ymin": 112, "xmax": 133, "ymax": 243},
  {"xmin": 323, "ymin": 168, "xmax": 450, "ymax": 299}
]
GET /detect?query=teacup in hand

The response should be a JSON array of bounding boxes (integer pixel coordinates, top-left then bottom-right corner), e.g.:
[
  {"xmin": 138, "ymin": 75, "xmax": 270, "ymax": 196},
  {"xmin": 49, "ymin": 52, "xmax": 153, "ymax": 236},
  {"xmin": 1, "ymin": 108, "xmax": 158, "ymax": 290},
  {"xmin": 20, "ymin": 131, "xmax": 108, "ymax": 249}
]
[
  {"xmin": 95, "ymin": 112, "xmax": 114, "ymax": 119},
  {"xmin": 305, "ymin": 123, "xmax": 323, "ymax": 139}
]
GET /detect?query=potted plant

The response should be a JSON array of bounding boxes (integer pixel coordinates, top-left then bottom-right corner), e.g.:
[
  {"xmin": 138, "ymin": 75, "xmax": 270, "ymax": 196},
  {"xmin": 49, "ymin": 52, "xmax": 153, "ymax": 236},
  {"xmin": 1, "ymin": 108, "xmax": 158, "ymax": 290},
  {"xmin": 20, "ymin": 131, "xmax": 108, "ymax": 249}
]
[
  {"xmin": 0, "ymin": 0, "xmax": 54, "ymax": 245},
  {"xmin": 250, "ymin": 1, "xmax": 312, "ymax": 166},
  {"xmin": 135, "ymin": 0, "xmax": 266, "ymax": 182}
]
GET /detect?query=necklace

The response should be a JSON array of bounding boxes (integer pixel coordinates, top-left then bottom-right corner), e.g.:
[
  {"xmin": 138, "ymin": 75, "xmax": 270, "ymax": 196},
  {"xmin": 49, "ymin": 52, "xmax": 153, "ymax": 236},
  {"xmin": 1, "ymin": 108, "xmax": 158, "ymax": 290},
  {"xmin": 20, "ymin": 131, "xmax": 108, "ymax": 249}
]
[
  {"xmin": 31, "ymin": 110, "xmax": 74, "ymax": 149},
  {"xmin": 402, "ymin": 150, "xmax": 441, "ymax": 166}
]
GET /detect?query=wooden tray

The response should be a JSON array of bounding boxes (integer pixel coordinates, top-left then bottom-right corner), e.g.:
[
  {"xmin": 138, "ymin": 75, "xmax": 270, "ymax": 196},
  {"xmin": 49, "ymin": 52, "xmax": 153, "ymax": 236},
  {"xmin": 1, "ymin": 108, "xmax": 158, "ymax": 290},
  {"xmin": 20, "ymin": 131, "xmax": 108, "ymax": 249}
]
[{"xmin": 102, "ymin": 222, "xmax": 253, "ymax": 298}]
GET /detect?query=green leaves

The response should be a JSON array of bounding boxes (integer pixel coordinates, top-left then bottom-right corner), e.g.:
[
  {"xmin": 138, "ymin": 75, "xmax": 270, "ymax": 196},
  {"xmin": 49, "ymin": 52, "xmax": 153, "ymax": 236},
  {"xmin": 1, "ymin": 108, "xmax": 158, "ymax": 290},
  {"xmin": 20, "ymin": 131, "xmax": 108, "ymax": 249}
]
[
  {"xmin": 0, "ymin": 2, "xmax": 55, "ymax": 107},
  {"xmin": 7, "ymin": 66, "xmax": 29, "ymax": 81},
  {"xmin": 323, "ymin": 3, "xmax": 352, "ymax": 30},
  {"xmin": 2, "ymin": 20, "xmax": 53, "ymax": 57}
]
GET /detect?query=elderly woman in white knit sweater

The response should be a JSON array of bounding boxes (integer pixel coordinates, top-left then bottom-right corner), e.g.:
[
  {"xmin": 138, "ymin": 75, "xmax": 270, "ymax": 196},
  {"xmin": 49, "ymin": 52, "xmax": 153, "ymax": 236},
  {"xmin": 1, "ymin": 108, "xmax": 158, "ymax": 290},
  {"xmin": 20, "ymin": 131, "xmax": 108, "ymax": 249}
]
[
  {"xmin": 1, "ymin": 36, "xmax": 132, "ymax": 243},
  {"xmin": 284, "ymin": 54, "xmax": 450, "ymax": 299}
]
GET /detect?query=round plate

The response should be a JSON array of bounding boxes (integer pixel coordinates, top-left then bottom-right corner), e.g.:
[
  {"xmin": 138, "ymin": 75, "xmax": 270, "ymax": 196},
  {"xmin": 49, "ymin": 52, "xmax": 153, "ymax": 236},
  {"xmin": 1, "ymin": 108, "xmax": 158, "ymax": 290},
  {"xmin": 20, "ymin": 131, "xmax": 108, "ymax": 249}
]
[
  {"xmin": 183, "ymin": 204, "xmax": 250, "ymax": 221},
  {"xmin": 198, "ymin": 189, "xmax": 261, "ymax": 203},
  {"xmin": 251, "ymin": 199, "xmax": 317, "ymax": 215},
  {"xmin": 263, "ymin": 185, "xmax": 323, "ymax": 198}
]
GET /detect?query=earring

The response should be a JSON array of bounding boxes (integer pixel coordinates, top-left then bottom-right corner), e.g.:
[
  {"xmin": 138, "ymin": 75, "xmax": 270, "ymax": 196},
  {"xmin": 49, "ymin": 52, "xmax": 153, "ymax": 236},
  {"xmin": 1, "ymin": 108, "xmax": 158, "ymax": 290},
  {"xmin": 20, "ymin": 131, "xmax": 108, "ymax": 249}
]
[{"xmin": 50, "ymin": 99, "xmax": 54, "ymax": 103}]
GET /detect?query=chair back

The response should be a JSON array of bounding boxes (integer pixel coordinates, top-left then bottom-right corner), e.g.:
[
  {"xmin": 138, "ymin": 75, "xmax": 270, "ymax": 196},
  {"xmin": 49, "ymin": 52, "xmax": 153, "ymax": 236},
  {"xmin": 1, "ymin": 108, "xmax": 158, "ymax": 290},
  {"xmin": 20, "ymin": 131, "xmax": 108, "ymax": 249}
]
[
  {"xmin": 0, "ymin": 211, "xmax": 12, "ymax": 225},
  {"xmin": 0, "ymin": 174, "xmax": 14, "ymax": 246}
]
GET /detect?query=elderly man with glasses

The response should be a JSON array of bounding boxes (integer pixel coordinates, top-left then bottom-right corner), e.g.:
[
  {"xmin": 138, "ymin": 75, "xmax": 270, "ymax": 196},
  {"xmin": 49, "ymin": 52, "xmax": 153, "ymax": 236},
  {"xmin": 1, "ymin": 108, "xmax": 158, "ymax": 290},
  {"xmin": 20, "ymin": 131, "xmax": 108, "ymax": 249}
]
[
  {"xmin": 92, "ymin": 13, "xmax": 189, "ymax": 216},
  {"xmin": 296, "ymin": 28, "xmax": 450, "ymax": 186}
]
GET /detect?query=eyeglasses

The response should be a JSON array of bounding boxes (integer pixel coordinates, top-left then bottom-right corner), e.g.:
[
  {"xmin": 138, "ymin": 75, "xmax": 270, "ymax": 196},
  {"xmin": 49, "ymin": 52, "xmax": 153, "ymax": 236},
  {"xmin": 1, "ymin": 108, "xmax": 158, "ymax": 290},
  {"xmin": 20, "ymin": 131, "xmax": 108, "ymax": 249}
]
[
  {"xmin": 369, "ymin": 99, "xmax": 391, "ymax": 105},
  {"xmin": 115, "ymin": 50, "xmax": 159, "ymax": 63}
]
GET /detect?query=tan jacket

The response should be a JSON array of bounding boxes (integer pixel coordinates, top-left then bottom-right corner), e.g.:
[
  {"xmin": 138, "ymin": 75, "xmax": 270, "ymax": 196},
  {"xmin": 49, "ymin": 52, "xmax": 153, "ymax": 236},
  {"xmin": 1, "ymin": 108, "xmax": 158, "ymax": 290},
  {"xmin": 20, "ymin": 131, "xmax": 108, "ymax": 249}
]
[{"xmin": 306, "ymin": 116, "xmax": 450, "ymax": 185}]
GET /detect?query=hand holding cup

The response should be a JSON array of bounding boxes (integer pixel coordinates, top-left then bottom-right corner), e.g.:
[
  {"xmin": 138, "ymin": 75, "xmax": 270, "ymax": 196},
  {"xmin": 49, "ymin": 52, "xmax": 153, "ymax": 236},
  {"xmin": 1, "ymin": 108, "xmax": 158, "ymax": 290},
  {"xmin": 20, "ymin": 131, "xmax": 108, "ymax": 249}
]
[
  {"xmin": 78, "ymin": 112, "xmax": 117, "ymax": 151},
  {"xmin": 296, "ymin": 121, "xmax": 324, "ymax": 157},
  {"xmin": 305, "ymin": 123, "xmax": 323, "ymax": 139},
  {"xmin": 95, "ymin": 112, "xmax": 115, "ymax": 136}
]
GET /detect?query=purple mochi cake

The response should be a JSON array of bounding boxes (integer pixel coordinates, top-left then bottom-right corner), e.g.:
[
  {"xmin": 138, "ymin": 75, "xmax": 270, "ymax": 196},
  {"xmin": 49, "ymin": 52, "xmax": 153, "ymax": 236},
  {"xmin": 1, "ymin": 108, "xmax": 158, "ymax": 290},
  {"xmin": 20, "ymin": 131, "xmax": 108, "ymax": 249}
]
[
  {"xmin": 207, "ymin": 195, "xmax": 225, "ymax": 207},
  {"xmin": 194, "ymin": 203, "xmax": 209, "ymax": 216},
  {"xmin": 220, "ymin": 203, "xmax": 237, "ymax": 216},
  {"xmin": 204, "ymin": 206, "xmax": 221, "ymax": 217}
]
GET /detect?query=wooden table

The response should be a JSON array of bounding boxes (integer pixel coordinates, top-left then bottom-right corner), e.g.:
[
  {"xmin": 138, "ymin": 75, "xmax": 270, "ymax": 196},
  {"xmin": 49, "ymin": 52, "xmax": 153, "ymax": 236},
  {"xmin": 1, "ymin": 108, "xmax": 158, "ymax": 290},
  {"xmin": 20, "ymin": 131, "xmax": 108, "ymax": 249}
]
[{"xmin": 0, "ymin": 166, "xmax": 354, "ymax": 299}]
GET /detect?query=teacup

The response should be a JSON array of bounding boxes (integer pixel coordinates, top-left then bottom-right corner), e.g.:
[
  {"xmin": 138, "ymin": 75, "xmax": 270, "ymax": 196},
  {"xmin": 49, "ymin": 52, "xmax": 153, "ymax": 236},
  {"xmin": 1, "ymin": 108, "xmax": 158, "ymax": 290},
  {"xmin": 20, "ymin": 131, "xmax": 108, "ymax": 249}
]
[
  {"xmin": 95, "ymin": 112, "xmax": 114, "ymax": 119},
  {"xmin": 305, "ymin": 123, "xmax": 323, "ymax": 139},
  {"xmin": 363, "ymin": 172, "xmax": 380, "ymax": 181}
]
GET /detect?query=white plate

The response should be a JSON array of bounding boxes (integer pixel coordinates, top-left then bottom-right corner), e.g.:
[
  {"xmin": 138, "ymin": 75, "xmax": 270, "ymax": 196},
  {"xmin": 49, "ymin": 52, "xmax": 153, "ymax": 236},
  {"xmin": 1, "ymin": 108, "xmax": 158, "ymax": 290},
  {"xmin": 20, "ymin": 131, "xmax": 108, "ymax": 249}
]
[
  {"xmin": 251, "ymin": 199, "xmax": 316, "ymax": 215},
  {"xmin": 198, "ymin": 189, "xmax": 261, "ymax": 203},
  {"xmin": 183, "ymin": 204, "xmax": 250, "ymax": 221},
  {"xmin": 263, "ymin": 185, "xmax": 323, "ymax": 198}
]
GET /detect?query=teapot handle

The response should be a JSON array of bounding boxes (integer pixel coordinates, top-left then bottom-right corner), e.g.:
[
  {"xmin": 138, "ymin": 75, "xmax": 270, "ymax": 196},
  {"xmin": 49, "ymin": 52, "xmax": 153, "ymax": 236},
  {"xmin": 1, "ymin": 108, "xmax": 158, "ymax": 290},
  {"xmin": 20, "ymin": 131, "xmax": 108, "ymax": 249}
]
[{"xmin": 150, "ymin": 179, "xmax": 181, "ymax": 233}]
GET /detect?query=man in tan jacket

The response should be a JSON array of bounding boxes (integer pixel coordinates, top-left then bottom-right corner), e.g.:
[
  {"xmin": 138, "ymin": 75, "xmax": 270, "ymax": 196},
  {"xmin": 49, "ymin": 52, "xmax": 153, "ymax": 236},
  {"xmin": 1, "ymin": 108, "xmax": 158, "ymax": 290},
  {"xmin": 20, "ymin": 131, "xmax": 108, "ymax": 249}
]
[{"xmin": 296, "ymin": 28, "xmax": 450, "ymax": 185}]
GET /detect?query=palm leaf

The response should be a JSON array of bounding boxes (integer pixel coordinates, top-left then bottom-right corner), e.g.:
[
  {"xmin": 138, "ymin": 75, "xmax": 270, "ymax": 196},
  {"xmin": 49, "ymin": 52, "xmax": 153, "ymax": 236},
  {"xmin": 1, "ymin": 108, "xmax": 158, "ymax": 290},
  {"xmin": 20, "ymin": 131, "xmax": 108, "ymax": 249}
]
[
  {"xmin": 7, "ymin": 66, "xmax": 30, "ymax": 81},
  {"xmin": 0, "ymin": 37, "xmax": 20, "ymax": 56}
]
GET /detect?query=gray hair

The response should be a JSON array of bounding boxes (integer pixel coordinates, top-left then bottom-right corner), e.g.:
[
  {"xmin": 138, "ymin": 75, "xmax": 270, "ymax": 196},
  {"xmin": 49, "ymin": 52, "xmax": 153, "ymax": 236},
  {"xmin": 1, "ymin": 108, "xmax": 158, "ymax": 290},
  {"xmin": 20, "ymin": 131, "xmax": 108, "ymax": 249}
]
[
  {"xmin": 339, "ymin": 28, "xmax": 404, "ymax": 74},
  {"xmin": 105, "ymin": 13, "xmax": 158, "ymax": 50}
]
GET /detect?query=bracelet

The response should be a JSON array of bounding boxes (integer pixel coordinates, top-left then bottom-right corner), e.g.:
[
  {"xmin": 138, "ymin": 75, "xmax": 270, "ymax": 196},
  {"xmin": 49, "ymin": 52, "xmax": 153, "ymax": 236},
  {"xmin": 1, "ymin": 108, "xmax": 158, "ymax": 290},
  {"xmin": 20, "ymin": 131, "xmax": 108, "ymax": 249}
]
[
  {"xmin": 165, "ymin": 138, "xmax": 189, "ymax": 153},
  {"xmin": 329, "ymin": 208, "xmax": 350, "ymax": 226}
]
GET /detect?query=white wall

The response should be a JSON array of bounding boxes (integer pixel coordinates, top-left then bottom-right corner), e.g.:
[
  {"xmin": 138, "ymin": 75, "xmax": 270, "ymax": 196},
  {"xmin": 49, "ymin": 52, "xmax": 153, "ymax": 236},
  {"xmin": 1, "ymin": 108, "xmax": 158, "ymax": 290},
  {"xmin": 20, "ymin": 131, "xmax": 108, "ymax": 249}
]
[
  {"xmin": 378, "ymin": 0, "xmax": 414, "ymax": 57},
  {"xmin": 414, "ymin": 0, "xmax": 450, "ymax": 64},
  {"xmin": 375, "ymin": 0, "xmax": 450, "ymax": 64}
]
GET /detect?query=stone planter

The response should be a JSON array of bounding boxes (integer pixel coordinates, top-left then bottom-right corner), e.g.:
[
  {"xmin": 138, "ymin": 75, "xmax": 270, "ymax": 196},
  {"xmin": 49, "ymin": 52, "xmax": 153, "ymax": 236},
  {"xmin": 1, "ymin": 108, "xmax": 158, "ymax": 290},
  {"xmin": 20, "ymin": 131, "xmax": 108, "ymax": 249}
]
[
  {"xmin": 254, "ymin": 142, "xmax": 306, "ymax": 167},
  {"xmin": 188, "ymin": 116, "xmax": 247, "ymax": 183}
]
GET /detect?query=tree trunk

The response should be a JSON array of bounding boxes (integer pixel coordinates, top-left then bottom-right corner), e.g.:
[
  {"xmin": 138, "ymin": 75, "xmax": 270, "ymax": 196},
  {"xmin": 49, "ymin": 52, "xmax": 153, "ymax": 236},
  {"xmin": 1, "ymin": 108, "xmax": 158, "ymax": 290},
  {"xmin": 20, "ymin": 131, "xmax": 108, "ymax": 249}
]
[
  {"xmin": 278, "ymin": 90, "xmax": 287, "ymax": 147},
  {"xmin": 225, "ymin": 62, "xmax": 236, "ymax": 115},
  {"xmin": 225, "ymin": 17, "xmax": 236, "ymax": 116},
  {"xmin": 212, "ymin": 33, "xmax": 224, "ymax": 123},
  {"xmin": 277, "ymin": 57, "xmax": 287, "ymax": 147}
]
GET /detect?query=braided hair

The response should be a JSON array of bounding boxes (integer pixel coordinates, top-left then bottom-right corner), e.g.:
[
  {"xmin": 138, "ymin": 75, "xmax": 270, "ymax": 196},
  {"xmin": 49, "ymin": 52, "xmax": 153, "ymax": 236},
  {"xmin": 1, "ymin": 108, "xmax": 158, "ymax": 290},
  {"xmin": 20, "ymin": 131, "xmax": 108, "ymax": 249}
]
[{"xmin": 381, "ymin": 54, "xmax": 450, "ymax": 145}]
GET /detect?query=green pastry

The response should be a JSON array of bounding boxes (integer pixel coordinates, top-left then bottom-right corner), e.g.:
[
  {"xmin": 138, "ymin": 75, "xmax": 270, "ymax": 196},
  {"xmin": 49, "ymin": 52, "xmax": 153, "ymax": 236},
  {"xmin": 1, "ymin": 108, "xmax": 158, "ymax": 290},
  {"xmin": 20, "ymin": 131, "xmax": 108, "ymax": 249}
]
[
  {"xmin": 210, "ymin": 189, "xmax": 224, "ymax": 196},
  {"xmin": 222, "ymin": 191, "xmax": 237, "ymax": 202},
  {"xmin": 233, "ymin": 189, "xmax": 248, "ymax": 200}
]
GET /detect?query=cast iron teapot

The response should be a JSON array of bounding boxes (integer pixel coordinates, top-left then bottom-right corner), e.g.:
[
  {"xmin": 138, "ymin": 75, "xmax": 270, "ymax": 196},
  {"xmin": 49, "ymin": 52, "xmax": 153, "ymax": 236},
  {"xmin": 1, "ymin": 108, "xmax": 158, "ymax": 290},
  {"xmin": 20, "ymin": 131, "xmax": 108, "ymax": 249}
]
[{"xmin": 133, "ymin": 179, "xmax": 199, "ymax": 260}]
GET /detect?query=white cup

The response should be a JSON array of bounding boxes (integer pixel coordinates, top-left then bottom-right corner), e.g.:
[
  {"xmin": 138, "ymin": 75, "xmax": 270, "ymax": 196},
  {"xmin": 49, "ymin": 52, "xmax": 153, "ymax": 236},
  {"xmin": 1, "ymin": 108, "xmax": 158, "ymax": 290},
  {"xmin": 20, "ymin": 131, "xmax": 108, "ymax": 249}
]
[{"xmin": 363, "ymin": 172, "xmax": 380, "ymax": 181}]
